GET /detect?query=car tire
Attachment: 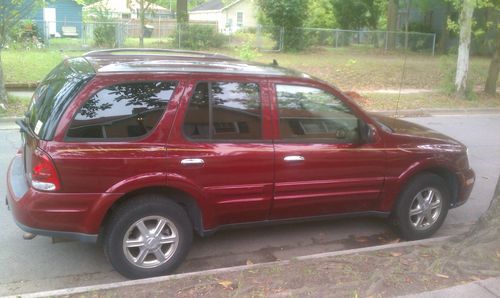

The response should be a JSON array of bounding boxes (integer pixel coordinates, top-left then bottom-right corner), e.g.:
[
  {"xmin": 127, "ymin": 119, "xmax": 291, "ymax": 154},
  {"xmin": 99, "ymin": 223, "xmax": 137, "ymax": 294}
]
[
  {"xmin": 104, "ymin": 195, "xmax": 193, "ymax": 279},
  {"xmin": 393, "ymin": 173, "xmax": 450, "ymax": 240}
]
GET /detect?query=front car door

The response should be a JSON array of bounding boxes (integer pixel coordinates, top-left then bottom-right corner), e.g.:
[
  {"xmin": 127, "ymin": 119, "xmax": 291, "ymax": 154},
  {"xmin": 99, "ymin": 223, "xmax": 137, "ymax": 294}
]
[{"xmin": 270, "ymin": 82, "xmax": 387, "ymax": 219}]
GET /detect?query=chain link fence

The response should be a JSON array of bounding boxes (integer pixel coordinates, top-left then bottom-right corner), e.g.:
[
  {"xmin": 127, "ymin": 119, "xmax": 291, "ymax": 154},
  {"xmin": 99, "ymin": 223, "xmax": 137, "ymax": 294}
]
[
  {"xmin": 294, "ymin": 28, "xmax": 436, "ymax": 55},
  {"xmin": 9, "ymin": 20, "xmax": 435, "ymax": 55}
]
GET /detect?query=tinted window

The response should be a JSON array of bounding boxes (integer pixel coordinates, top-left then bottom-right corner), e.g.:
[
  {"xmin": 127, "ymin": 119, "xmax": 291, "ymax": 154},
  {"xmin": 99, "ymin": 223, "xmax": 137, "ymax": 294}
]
[
  {"xmin": 27, "ymin": 58, "xmax": 94, "ymax": 140},
  {"xmin": 183, "ymin": 82, "xmax": 261, "ymax": 141},
  {"xmin": 67, "ymin": 81, "xmax": 177, "ymax": 139},
  {"xmin": 276, "ymin": 85, "xmax": 360, "ymax": 143}
]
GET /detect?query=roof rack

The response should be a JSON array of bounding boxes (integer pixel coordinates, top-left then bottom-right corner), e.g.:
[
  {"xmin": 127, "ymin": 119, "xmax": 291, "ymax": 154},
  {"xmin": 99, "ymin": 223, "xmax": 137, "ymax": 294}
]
[{"xmin": 83, "ymin": 48, "xmax": 238, "ymax": 61}]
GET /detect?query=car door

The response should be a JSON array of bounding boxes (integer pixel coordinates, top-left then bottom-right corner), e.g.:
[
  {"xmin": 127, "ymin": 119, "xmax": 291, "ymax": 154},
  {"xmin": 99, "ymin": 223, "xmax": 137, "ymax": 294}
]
[
  {"xmin": 165, "ymin": 77, "xmax": 275, "ymax": 230},
  {"xmin": 269, "ymin": 82, "xmax": 387, "ymax": 219}
]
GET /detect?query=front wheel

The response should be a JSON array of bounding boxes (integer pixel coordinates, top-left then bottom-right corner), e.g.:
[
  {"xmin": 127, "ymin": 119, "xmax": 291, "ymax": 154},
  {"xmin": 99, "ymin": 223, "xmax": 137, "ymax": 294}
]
[
  {"xmin": 104, "ymin": 195, "xmax": 193, "ymax": 279},
  {"xmin": 393, "ymin": 173, "xmax": 450, "ymax": 240}
]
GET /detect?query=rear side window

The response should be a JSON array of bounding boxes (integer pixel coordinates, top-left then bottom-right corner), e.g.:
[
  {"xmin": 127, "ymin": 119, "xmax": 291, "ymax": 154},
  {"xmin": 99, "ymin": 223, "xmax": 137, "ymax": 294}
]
[
  {"xmin": 27, "ymin": 57, "xmax": 94, "ymax": 140},
  {"xmin": 183, "ymin": 82, "xmax": 261, "ymax": 141},
  {"xmin": 67, "ymin": 81, "xmax": 177, "ymax": 139}
]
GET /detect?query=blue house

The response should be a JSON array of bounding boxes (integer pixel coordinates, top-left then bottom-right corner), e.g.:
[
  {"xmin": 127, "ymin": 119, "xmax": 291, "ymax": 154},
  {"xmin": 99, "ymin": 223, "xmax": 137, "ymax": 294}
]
[{"xmin": 30, "ymin": 0, "xmax": 83, "ymax": 38}]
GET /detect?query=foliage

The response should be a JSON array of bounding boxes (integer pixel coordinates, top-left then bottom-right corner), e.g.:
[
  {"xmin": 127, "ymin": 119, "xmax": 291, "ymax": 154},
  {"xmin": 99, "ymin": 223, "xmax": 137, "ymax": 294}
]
[
  {"xmin": 305, "ymin": 0, "xmax": 336, "ymax": 29},
  {"xmin": 174, "ymin": 24, "xmax": 226, "ymax": 50},
  {"xmin": 90, "ymin": 6, "xmax": 117, "ymax": 48},
  {"xmin": 257, "ymin": 0, "xmax": 309, "ymax": 51},
  {"xmin": 0, "ymin": 0, "xmax": 43, "ymax": 103},
  {"xmin": 238, "ymin": 43, "xmax": 259, "ymax": 60},
  {"xmin": 332, "ymin": 0, "xmax": 383, "ymax": 30}
]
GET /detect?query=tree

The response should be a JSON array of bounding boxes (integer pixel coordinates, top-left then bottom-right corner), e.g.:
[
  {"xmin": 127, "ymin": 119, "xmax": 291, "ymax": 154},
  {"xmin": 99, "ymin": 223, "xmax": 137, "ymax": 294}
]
[
  {"xmin": 485, "ymin": 28, "xmax": 500, "ymax": 95},
  {"xmin": 128, "ymin": 0, "xmax": 161, "ymax": 48},
  {"xmin": 331, "ymin": 0, "xmax": 382, "ymax": 30},
  {"xmin": 386, "ymin": 0, "xmax": 398, "ymax": 49},
  {"xmin": 258, "ymin": 0, "xmax": 309, "ymax": 51},
  {"xmin": 0, "ymin": 0, "xmax": 41, "ymax": 105},
  {"xmin": 176, "ymin": 0, "xmax": 188, "ymax": 24},
  {"xmin": 306, "ymin": 0, "xmax": 336, "ymax": 29},
  {"xmin": 454, "ymin": 0, "xmax": 475, "ymax": 98},
  {"xmin": 484, "ymin": 2, "xmax": 500, "ymax": 95}
]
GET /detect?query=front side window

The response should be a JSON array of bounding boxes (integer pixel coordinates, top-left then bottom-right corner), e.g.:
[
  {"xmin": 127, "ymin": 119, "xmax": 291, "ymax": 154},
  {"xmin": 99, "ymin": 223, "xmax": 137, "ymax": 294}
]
[
  {"xmin": 276, "ymin": 84, "xmax": 360, "ymax": 143},
  {"xmin": 183, "ymin": 82, "xmax": 261, "ymax": 141},
  {"xmin": 67, "ymin": 81, "xmax": 177, "ymax": 139}
]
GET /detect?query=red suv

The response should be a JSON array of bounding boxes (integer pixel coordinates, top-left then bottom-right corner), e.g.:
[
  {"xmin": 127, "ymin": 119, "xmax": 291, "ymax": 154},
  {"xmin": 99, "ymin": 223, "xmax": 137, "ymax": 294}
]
[{"xmin": 6, "ymin": 49, "xmax": 475, "ymax": 279}]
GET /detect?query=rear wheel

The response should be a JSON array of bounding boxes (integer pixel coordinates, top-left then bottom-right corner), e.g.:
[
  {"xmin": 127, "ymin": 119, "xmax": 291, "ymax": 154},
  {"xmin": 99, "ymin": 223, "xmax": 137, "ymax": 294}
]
[
  {"xmin": 393, "ymin": 173, "xmax": 450, "ymax": 240},
  {"xmin": 104, "ymin": 195, "xmax": 193, "ymax": 279}
]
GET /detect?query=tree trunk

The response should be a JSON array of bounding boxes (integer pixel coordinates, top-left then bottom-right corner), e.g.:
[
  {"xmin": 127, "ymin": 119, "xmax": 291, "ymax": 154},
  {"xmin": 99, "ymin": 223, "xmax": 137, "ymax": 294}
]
[
  {"xmin": 177, "ymin": 0, "xmax": 188, "ymax": 24},
  {"xmin": 455, "ymin": 0, "xmax": 475, "ymax": 98},
  {"xmin": 139, "ymin": 0, "xmax": 145, "ymax": 48},
  {"xmin": 484, "ymin": 30, "xmax": 500, "ymax": 95},
  {"xmin": 0, "ymin": 52, "xmax": 8, "ymax": 105},
  {"xmin": 387, "ymin": 0, "xmax": 398, "ymax": 49}
]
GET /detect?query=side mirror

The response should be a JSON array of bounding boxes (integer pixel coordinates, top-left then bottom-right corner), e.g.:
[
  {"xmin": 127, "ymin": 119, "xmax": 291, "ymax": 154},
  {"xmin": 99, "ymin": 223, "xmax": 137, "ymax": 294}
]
[{"xmin": 359, "ymin": 120, "xmax": 376, "ymax": 144}]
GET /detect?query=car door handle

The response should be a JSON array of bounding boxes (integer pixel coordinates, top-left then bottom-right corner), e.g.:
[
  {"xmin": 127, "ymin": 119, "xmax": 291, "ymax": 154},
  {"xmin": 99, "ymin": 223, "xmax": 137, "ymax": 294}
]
[
  {"xmin": 181, "ymin": 158, "xmax": 205, "ymax": 166},
  {"xmin": 284, "ymin": 155, "xmax": 305, "ymax": 162}
]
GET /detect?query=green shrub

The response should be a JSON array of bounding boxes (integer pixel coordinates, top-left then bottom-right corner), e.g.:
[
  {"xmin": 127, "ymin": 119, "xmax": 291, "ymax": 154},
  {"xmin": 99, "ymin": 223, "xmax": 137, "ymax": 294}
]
[
  {"xmin": 93, "ymin": 23, "xmax": 116, "ymax": 48},
  {"xmin": 174, "ymin": 24, "xmax": 226, "ymax": 50}
]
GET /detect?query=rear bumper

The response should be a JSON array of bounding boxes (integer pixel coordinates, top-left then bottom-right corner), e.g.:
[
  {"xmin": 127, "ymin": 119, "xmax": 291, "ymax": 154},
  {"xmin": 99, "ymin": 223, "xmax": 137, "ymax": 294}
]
[{"xmin": 6, "ymin": 155, "xmax": 120, "ymax": 242}]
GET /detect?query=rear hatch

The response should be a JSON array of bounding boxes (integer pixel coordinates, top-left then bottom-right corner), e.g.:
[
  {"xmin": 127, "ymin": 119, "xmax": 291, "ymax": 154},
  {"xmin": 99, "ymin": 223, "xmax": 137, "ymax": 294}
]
[{"xmin": 18, "ymin": 57, "xmax": 95, "ymax": 190}]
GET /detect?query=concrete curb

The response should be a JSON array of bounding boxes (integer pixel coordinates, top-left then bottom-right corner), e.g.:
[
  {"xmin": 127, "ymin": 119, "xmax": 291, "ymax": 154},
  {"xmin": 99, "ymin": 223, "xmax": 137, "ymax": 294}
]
[
  {"xmin": 5, "ymin": 236, "xmax": 452, "ymax": 298},
  {"xmin": 5, "ymin": 82, "xmax": 39, "ymax": 90}
]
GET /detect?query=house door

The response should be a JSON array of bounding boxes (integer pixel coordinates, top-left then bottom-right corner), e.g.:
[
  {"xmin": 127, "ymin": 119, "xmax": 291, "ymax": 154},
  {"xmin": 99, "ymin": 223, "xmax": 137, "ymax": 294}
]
[{"xmin": 43, "ymin": 8, "xmax": 57, "ymax": 36}]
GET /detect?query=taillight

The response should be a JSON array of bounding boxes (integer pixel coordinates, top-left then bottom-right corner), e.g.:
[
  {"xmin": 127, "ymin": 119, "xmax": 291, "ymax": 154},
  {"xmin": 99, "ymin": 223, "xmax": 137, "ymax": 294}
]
[{"xmin": 29, "ymin": 148, "xmax": 61, "ymax": 191}]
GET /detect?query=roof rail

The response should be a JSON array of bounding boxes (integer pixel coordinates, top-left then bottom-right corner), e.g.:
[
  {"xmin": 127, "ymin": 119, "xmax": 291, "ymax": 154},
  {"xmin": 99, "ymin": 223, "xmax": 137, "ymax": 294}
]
[{"xmin": 83, "ymin": 48, "xmax": 237, "ymax": 60}]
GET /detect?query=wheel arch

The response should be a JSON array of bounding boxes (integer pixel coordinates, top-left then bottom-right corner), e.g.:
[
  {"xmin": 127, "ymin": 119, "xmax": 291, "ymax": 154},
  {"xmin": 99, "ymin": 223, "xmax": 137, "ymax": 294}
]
[
  {"xmin": 382, "ymin": 163, "xmax": 460, "ymax": 212},
  {"xmin": 98, "ymin": 186, "xmax": 204, "ymax": 243}
]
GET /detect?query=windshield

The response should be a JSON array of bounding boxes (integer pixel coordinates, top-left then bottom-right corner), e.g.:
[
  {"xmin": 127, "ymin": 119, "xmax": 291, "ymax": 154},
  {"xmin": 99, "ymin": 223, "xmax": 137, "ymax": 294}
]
[{"xmin": 27, "ymin": 58, "xmax": 95, "ymax": 140}]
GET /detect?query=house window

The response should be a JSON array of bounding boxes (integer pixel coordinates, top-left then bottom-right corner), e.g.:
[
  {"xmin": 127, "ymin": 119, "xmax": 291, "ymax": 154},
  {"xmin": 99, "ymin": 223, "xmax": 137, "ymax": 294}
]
[
  {"xmin": 237, "ymin": 12, "xmax": 243, "ymax": 28},
  {"xmin": 183, "ymin": 82, "xmax": 262, "ymax": 141}
]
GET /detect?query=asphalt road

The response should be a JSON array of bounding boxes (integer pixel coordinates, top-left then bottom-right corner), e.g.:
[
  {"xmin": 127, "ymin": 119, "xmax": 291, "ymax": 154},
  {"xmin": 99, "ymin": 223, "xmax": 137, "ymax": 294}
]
[{"xmin": 0, "ymin": 114, "xmax": 499, "ymax": 296}]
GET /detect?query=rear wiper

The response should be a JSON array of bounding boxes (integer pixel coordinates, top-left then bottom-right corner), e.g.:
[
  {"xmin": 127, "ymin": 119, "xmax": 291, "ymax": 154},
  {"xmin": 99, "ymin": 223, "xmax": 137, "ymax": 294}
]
[{"xmin": 16, "ymin": 119, "xmax": 36, "ymax": 138}]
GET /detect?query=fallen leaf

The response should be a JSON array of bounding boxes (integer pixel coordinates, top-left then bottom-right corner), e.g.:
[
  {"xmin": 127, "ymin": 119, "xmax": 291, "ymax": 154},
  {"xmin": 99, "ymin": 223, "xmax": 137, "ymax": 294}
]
[
  {"xmin": 246, "ymin": 259, "xmax": 254, "ymax": 265},
  {"xmin": 390, "ymin": 252, "xmax": 403, "ymax": 257},
  {"xmin": 355, "ymin": 236, "xmax": 369, "ymax": 243},
  {"xmin": 218, "ymin": 280, "xmax": 233, "ymax": 289},
  {"xmin": 436, "ymin": 274, "xmax": 449, "ymax": 279},
  {"xmin": 471, "ymin": 276, "xmax": 482, "ymax": 281},
  {"xmin": 496, "ymin": 251, "xmax": 500, "ymax": 258}
]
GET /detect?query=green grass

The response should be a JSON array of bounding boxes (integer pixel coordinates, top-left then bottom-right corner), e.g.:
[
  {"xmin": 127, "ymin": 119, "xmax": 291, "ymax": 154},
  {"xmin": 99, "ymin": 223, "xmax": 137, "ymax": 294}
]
[
  {"xmin": 1, "ymin": 49, "xmax": 84, "ymax": 83},
  {"xmin": 0, "ymin": 95, "xmax": 31, "ymax": 117},
  {"xmin": 359, "ymin": 92, "xmax": 500, "ymax": 111},
  {"xmin": 1, "ymin": 46, "xmax": 498, "ymax": 114}
]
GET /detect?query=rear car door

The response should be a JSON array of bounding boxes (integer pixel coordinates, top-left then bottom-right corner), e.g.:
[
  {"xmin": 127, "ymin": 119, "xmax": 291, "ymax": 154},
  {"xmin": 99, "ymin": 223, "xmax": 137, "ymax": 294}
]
[
  {"xmin": 270, "ymin": 83, "xmax": 387, "ymax": 219},
  {"xmin": 165, "ymin": 77, "xmax": 274, "ymax": 230}
]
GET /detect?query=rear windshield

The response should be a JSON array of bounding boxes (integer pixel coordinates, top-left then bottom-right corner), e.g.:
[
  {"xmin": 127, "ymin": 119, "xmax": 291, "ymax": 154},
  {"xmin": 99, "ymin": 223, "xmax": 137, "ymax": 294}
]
[{"xmin": 27, "ymin": 57, "xmax": 95, "ymax": 140}]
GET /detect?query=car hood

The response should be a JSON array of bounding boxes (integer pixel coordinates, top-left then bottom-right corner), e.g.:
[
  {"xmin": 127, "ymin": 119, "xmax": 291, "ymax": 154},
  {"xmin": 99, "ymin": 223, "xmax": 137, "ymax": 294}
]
[{"xmin": 370, "ymin": 114, "xmax": 464, "ymax": 147}]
